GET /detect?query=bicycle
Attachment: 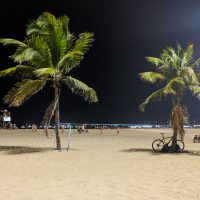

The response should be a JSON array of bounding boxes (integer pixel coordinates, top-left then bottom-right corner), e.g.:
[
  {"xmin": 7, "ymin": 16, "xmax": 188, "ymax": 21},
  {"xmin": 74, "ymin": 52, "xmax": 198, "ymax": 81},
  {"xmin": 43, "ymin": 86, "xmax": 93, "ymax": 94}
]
[{"xmin": 152, "ymin": 132, "xmax": 185, "ymax": 151}]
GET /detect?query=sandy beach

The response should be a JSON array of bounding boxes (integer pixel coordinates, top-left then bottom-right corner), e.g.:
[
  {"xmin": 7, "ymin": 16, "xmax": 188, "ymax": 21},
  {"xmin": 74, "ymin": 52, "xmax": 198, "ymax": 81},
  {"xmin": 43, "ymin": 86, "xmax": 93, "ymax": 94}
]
[{"xmin": 0, "ymin": 128, "xmax": 200, "ymax": 200}]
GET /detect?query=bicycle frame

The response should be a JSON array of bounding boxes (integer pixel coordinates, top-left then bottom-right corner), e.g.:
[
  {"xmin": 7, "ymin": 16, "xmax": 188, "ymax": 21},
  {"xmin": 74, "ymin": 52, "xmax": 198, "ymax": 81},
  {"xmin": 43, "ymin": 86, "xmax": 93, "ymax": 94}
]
[{"xmin": 160, "ymin": 134, "xmax": 173, "ymax": 145}]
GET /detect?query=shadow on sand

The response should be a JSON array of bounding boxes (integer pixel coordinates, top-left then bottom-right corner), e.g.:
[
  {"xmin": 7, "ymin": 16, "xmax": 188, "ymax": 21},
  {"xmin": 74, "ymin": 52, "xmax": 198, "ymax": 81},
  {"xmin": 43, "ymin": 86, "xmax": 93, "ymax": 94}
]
[
  {"xmin": 121, "ymin": 148, "xmax": 154, "ymax": 153},
  {"xmin": 0, "ymin": 145, "xmax": 82, "ymax": 155},
  {"xmin": 0, "ymin": 146, "xmax": 81, "ymax": 155},
  {"xmin": 0, "ymin": 146, "xmax": 54, "ymax": 155},
  {"xmin": 120, "ymin": 148, "xmax": 200, "ymax": 156}
]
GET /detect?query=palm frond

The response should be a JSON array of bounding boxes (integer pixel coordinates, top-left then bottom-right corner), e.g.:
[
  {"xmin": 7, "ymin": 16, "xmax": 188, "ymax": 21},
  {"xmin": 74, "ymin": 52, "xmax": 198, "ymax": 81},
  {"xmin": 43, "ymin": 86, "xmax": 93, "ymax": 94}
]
[
  {"xmin": 0, "ymin": 38, "xmax": 26, "ymax": 47},
  {"xmin": 164, "ymin": 77, "xmax": 184, "ymax": 95},
  {"xmin": 0, "ymin": 65, "xmax": 35, "ymax": 78},
  {"xmin": 38, "ymin": 12, "xmax": 57, "ymax": 26},
  {"xmin": 161, "ymin": 45, "xmax": 181, "ymax": 67},
  {"xmin": 57, "ymin": 51, "xmax": 83, "ymax": 72},
  {"xmin": 10, "ymin": 46, "xmax": 36, "ymax": 64},
  {"xmin": 189, "ymin": 85, "xmax": 200, "ymax": 98},
  {"xmin": 139, "ymin": 88, "xmax": 166, "ymax": 111},
  {"xmin": 25, "ymin": 35, "xmax": 52, "ymax": 67},
  {"xmin": 180, "ymin": 67, "xmax": 199, "ymax": 85},
  {"xmin": 38, "ymin": 12, "xmax": 70, "ymax": 63},
  {"xmin": 145, "ymin": 57, "xmax": 163, "ymax": 66},
  {"xmin": 27, "ymin": 12, "xmax": 70, "ymax": 64},
  {"xmin": 191, "ymin": 58, "xmax": 200, "ymax": 68},
  {"xmin": 58, "ymin": 15, "xmax": 70, "ymax": 34},
  {"xmin": 4, "ymin": 79, "xmax": 46, "ymax": 107},
  {"xmin": 10, "ymin": 36, "xmax": 52, "ymax": 68},
  {"xmin": 176, "ymin": 43, "xmax": 182, "ymax": 55},
  {"xmin": 73, "ymin": 32, "xmax": 94, "ymax": 53},
  {"xmin": 63, "ymin": 76, "xmax": 98, "ymax": 102},
  {"xmin": 139, "ymin": 72, "xmax": 166, "ymax": 84},
  {"xmin": 34, "ymin": 67, "xmax": 59, "ymax": 77},
  {"xmin": 196, "ymin": 72, "xmax": 200, "ymax": 81},
  {"xmin": 183, "ymin": 43, "xmax": 193, "ymax": 63},
  {"xmin": 26, "ymin": 20, "xmax": 49, "ymax": 36},
  {"xmin": 166, "ymin": 46, "xmax": 179, "ymax": 62}
]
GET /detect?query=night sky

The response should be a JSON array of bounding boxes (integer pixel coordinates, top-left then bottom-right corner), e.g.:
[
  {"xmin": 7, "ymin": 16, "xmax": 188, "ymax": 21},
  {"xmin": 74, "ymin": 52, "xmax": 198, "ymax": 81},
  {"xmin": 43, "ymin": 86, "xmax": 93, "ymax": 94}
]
[{"xmin": 1, "ymin": 0, "xmax": 200, "ymax": 125}]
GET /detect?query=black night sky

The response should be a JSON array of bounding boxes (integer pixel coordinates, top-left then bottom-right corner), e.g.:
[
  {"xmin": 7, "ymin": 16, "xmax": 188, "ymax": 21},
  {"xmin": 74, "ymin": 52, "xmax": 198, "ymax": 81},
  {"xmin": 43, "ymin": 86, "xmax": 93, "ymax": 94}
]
[{"xmin": 1, "ymin": 0, "xmax": 200, "ymax": 125}]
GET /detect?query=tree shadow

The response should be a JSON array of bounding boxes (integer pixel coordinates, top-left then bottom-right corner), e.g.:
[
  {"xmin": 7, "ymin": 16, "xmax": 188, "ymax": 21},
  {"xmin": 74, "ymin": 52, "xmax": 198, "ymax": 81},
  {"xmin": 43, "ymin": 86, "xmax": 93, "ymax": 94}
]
[
  {"xmin": 120, "ymin": 148, "xmax": 196, "ymax": 156},
  {"xmin": 120, "ymin": 148, "xmax": 158, "ymax": 155},
  {"xmin": 0, "ymin": 146, "xmax": 81, "ymax": 155},
  {"xmin": 0, "ymin": 146, "xmax": 54, "ymax": 155},
  {"xmin": 62, "ymin": 148, "xmax": 81, "ymax": 152}
]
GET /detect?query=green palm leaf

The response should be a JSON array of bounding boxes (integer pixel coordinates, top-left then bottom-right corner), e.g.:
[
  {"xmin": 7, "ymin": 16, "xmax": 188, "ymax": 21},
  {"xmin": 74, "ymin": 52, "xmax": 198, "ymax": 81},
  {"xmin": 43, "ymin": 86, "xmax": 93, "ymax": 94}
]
[
  {"xmin": 73, "ymin": 32, "xmax": 94, "ymax": 53},
  {"xmin": 57, "ymin": 51, "xmax": 83, "ymax": 72},
  {"xmin": 34, "ymin": 67, "xmax": 59, "ymax": 77},
  {"xmin": 191, "ymin": 58, "xmax": 200, "ymax": 68},
  {"xmin": 189, "ymin": 85, "xmax": 200, "ymax": 97},
  {"xmin": 145, "ymin": 57, "xmax": 163, "ymax": 66},
  {"xmin": 0, "ymin": 65, "xmax": 35, "ymax": 78},
  {"xmin": 63, "ymin": 76, "xmax": 98, "ymax": 102},
  {"xmin": 4, "ymin": 79, "xmax": 46, "ymax": 107},
  {"xmin": 163, "ymin": 77, "xmax": 184, "ymax": 95},
  {"xmin": 139, "ymin": 88, "xmax": 166, "ymax": 111},
  {"xmin": 181, "ymin": 43, "xmax": 193, "ymax": 66},
  {"xmin": 26, "ymin": 20, "xmax": 49, "ymax": 36},
  {"xmin": 0, "ymin": 38, "xmax": 26, "ymax": 47},
  {"xmin": 58, "ymin": 15, "xmax": 70, "ymax": 34},
  {"xmin": 139, "ymin": 72, "xmax": 166, "ymax": 84},
  {"xmin": 180, "ymin": 67, "xmax": 199, "ymax": 85},
  {"xmin": 10, "ymin": 36, "xmax": 52, "ymax": 68}
]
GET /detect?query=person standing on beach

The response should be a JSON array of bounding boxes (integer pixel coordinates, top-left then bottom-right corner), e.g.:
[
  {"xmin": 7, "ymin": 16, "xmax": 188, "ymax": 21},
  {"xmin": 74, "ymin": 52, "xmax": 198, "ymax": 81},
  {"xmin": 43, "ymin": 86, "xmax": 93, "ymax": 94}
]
[
  {"xmin": 32, "ymin": 124, "xmax": 37, "ymax": 132},
  {"xmin": 32, "ymin": 124, "xmax": 34, "ymax": 131},
  {"xmin": 117, "ymin": 127, "xmax": 120, "ymax": 135},
  {"xmin": 100, "ymin": 127, "xmax": 103, "ymax": 135},
  {"xmin": 13, "ymin": 123, "xmax": 17, "ymax": 130},
  {"xmin": 7, "ymin": 122, "xmax": 12, "ymax": 130}
]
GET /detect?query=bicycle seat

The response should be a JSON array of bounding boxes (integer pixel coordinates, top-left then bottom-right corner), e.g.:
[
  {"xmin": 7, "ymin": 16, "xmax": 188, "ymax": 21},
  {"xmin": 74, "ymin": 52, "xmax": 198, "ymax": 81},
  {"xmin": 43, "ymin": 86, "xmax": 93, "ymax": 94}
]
[{"xmin": 160, "ymin": 132, "xmax": 165, "ymax": 135}]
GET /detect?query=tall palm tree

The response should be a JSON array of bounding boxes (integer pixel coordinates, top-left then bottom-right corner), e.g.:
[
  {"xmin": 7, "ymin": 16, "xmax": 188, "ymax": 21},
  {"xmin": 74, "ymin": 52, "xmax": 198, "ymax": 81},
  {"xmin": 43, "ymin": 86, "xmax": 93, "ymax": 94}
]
[
  {"xmin": 139, "ymin": 44, "xmax": 200, "ymax": 151},
  {"xmin": 0, "ymin": 12, "xmax": 98, "ymax": 150}
]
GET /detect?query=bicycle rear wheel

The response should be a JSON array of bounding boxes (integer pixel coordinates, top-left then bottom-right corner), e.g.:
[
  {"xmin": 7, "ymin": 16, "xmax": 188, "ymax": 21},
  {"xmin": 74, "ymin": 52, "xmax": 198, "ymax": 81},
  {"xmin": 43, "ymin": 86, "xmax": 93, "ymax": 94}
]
[
  {"xmin": 152, "ymin": 139, "xmax": 164, "ymax": 151},
  {"xmin": 177, "ymin": 140, "xmax": 185, "ymax": 150}
]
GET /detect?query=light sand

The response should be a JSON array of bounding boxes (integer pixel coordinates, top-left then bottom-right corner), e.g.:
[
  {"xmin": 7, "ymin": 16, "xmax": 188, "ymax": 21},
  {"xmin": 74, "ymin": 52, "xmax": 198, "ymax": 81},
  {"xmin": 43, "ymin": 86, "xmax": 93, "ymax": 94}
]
[{"xmin": 0, "ymin": 128, "xmax": 200, "ymax": 200}]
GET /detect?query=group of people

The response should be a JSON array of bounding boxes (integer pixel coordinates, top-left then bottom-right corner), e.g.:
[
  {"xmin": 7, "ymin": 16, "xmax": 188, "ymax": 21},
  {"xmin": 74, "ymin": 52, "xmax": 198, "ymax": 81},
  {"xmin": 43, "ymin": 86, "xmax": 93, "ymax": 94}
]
[
  {"xmin": 100, "ymin": 127, "xmax": 120, "ymax": 135},
  {"xmin": 193, "ymin": 135, "xmax": 200, "ymax": 143},
  {"xmin": 77, "ymin": 125, "xmax": 89, "ymax": 134},
  {"xmin": 6, "ymin": 123, "xmax": 18, "ymax": 130}
]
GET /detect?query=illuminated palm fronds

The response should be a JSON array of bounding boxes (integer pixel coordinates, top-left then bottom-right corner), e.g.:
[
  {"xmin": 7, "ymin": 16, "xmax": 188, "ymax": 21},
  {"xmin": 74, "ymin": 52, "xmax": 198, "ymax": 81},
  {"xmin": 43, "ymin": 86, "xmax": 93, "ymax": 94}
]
[
  {"xmin": 139, "ymin": 43, "xmax": 200, "ymax": 111},
  {"xmin": 0, "ymin": 12, "xmax": 98, "ymax": 149}
]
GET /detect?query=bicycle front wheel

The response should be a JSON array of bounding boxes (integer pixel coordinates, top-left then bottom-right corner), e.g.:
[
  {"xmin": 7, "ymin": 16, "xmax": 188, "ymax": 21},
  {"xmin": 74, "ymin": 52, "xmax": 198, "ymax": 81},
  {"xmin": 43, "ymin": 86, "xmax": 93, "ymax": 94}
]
[
  {"xmin": 177, "ymin": 140, "xmax": 185, "ymax": 150},
  {"xmin": 152, "ymin": 139, "xmax": 164, "ymax": 151}
]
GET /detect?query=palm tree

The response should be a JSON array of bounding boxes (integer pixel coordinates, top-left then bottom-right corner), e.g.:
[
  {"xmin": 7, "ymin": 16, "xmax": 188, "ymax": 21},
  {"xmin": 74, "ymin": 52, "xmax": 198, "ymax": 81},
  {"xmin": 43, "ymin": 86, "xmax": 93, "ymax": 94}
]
[
  {"xmin": 139, "ymin": 44, "xmax": 200, "ymax": 151},
  {"xmin": 0, "ymin": 12, "xmax": 98, "ymax": 150}
]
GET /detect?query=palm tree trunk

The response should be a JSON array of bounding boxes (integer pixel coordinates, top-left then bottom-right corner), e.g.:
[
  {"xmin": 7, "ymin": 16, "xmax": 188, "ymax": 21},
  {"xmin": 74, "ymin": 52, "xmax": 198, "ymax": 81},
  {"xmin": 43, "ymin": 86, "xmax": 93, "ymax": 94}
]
[
  {"xmin": 170, "ymin": 127, "xmax": 178, "ymax": 152},
  {"xmin": 55, "ymin": 86, "xmax": 61, "ymax": 150},
  {"xmin": 172, "ymin": 95, "xmax": 181, "ymax": 107},
  {"xmin": 170, "ymin": 95, "xmax": 182, "ymax": 152}
]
